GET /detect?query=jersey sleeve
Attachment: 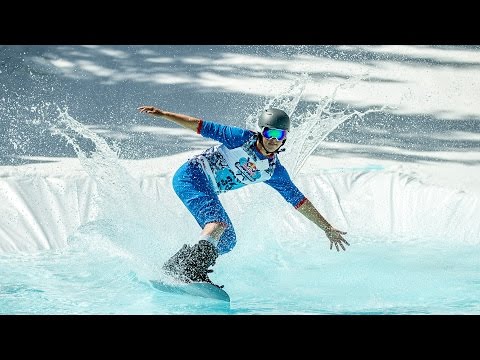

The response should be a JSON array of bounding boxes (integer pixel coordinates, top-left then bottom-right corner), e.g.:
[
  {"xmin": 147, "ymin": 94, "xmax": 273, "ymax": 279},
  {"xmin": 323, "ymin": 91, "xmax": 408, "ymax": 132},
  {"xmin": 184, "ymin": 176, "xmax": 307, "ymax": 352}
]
[
  {"xmin": 265, "ymin": 161, "xmax": 307, "ymax": 208},
  {"xmin": 197, "ymin": 120, "xmax": 253, "ymax": 149}
]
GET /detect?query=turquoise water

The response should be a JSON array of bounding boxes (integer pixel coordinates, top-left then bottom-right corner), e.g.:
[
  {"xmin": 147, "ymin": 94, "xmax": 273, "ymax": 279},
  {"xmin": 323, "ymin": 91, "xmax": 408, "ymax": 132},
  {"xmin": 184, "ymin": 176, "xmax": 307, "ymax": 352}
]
[{"xmin": 1, "ymin": 234, "xmax": 479, "ymax": 314}]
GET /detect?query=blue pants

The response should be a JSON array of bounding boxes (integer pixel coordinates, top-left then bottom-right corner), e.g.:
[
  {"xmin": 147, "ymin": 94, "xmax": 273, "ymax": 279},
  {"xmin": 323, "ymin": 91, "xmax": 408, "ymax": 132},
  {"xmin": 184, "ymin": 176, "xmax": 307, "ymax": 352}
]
[{"xmin": 172, "ymin": 161, "xmax": 236, "ymax": 255}]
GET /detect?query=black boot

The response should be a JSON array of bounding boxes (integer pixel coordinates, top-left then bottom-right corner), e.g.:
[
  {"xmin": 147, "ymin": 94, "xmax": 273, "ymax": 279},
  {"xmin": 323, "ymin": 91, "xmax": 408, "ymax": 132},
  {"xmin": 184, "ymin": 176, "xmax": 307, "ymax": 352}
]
[{"xmin": 162, "ymin": 240, "xmax": 219, "ymax": 284}]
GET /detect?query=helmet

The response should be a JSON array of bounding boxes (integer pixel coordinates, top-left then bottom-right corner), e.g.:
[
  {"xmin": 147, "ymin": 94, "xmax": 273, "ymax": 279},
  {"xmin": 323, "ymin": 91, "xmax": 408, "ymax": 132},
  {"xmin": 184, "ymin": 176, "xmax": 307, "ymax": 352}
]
[{"xmin": 258, "ymin": 108, "xmax": 290, "ymax": 132}]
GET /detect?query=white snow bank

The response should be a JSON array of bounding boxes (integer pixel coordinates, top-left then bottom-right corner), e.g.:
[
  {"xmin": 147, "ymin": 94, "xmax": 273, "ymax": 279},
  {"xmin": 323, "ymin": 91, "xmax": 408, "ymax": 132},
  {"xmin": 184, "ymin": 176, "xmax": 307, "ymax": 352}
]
[{"xmin": 0, "ymin": 154, "xmax": 478, "ymax": 253}]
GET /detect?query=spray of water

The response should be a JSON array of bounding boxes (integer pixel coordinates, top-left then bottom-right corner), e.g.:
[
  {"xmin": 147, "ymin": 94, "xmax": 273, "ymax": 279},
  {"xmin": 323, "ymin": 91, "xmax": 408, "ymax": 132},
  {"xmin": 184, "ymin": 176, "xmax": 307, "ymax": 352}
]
[
  {"xmin": 47, "ymin": 109, "xmax": 182, "ymax": 278},
  {"xmin": 51, "ymin": 109, "xmax": 146, "ymax": 216},
  {"xmin": 245, "ymin": 74, "xmax": 385, "ymax": 177}
]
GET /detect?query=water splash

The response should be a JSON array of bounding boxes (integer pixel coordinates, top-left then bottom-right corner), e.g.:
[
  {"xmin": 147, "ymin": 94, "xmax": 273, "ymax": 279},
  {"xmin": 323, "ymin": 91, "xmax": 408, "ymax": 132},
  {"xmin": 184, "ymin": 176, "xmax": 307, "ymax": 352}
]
[
  {"xmin": 51, "ymin": 109, "xmax": 139, "ymax": 216},
  {"xmin": 246, "ymin": 74, "xmax": 385, "ymax": 177},
  {"xmin": 48, "ymin": 109, "xmax": 180, "ymax": 278}
]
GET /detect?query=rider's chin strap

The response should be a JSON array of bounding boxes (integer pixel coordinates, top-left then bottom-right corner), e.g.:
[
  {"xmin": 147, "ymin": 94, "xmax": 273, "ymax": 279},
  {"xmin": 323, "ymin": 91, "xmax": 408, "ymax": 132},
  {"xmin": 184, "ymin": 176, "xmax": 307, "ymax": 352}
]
[{"xmin": 258, "ymin": 134, "xmax": 286, "ymax": 155}]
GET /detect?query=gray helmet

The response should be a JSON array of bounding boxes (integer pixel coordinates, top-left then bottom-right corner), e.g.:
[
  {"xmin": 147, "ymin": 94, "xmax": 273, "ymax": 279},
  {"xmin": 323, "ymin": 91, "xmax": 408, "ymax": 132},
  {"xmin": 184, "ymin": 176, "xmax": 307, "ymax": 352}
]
[{"xmin": 258, "ymin": 108, "xmax": 290, "ymax": 131}]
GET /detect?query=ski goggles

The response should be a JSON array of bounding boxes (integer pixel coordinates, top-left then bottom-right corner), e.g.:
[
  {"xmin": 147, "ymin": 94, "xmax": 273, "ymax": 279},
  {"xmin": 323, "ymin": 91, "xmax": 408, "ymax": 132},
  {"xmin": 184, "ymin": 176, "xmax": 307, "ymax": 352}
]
[{"xmin": 261, "ymin": 127, "xmax": 288, "ymax": 141}]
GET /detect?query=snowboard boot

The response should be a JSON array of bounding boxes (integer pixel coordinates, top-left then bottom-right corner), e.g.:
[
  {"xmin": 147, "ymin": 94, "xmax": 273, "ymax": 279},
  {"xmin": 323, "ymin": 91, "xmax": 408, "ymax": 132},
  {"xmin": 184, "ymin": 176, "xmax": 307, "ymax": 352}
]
[{"xmin": 162, "ymin": 240, "xmax": 220, "ymax": 285}]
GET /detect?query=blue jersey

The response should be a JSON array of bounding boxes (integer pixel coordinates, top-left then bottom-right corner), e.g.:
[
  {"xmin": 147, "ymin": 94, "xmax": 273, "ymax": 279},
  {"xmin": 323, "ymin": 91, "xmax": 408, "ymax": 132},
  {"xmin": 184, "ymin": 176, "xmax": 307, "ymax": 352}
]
[{"xmin": 191, "ymin": 120, "xmax": 307, "ymax": 208}]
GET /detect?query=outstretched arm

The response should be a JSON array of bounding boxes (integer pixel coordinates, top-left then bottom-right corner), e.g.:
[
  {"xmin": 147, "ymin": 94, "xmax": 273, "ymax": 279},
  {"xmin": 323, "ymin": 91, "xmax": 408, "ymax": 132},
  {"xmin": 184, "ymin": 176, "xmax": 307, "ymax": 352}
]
[
  {"xmin": 296, "ymin": 199, "xmax": 350, "ymax": 251},
  {"xmin": 138, "ymin": 106, "xmax": 201, "ymax": 132}
]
